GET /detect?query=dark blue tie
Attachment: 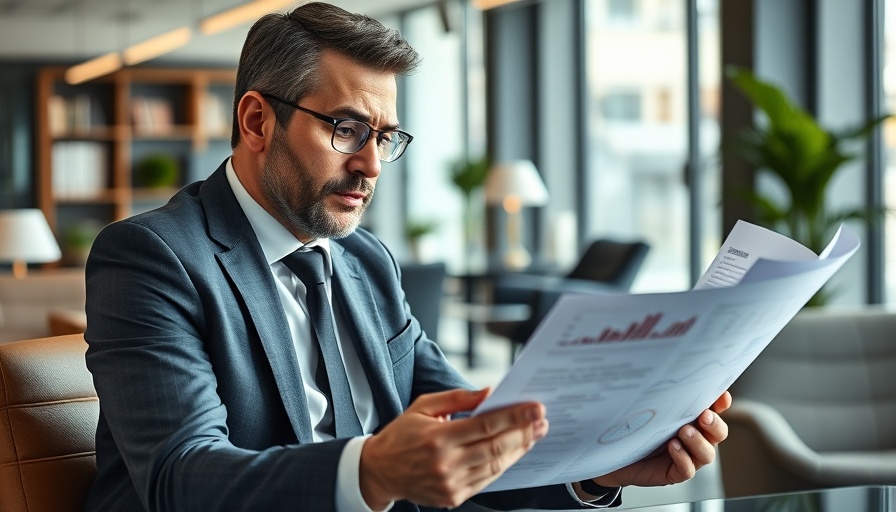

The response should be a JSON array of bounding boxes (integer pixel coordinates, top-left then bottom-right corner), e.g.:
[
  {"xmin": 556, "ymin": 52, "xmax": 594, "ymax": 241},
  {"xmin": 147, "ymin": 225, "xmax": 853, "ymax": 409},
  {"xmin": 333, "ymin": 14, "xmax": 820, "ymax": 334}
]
[{"xmin": 282, "ymin": 247, "xmax": 363, "ymax": 438}]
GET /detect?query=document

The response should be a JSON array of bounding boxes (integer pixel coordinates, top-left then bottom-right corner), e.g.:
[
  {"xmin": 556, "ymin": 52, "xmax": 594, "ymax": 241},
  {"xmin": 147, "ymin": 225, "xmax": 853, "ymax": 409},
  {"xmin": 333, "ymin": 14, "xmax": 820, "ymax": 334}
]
[{"xmin": 473, "ymin": 221, "xmax": 860, "ymax": 492}]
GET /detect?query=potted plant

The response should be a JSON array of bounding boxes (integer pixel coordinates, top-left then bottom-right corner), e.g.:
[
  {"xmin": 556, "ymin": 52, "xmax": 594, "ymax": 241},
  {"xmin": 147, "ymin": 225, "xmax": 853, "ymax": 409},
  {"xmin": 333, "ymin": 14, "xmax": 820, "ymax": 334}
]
[
  {"xmin": 63, "ymin": 219, "xmax": 103, "ymax": 266},
  {"xmin": 727, "ymin": 66, "xmax": 889, "ymax": 305},
  {"xmin": 405, "ymin": 219, "xmax": 438, "ymax": 262},
  {"xmin": 135, "ymin": 153, "xmax": 180, "ymax": 189},
  {"xmin": 449, "ymin": 156, "xmax": 490, "ymax": 270}
]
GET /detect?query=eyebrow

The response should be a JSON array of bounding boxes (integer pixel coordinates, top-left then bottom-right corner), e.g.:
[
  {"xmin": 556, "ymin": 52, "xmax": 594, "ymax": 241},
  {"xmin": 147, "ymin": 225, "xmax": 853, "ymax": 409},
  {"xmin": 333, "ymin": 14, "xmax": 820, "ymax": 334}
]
[{"xmin": 329, "ymin": 106, "xmax": 401, "ymax": 132}]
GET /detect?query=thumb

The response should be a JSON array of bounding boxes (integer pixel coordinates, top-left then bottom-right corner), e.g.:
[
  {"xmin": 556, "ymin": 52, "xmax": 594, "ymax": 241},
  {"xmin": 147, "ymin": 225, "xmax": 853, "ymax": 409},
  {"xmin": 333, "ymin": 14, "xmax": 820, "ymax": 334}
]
[{"xmin": 408, "ymin": 388, "xmax": 491, "ymax": 418}]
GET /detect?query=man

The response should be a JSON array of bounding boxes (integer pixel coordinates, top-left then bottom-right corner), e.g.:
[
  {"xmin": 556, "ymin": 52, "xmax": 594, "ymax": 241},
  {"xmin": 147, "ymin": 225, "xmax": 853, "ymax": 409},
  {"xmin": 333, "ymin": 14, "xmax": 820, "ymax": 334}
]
[{"xmin": 84, "ymin": 3, "xmax": 730, "ymax": 511}]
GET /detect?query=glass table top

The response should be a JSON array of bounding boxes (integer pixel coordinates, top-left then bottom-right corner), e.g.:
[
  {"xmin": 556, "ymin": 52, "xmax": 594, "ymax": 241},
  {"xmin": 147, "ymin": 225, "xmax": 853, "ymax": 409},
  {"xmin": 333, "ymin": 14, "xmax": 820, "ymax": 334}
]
[
  {"xmin": 617, "ymin": 485, "xmax": 895, "ymax": 512},
  {"xmin": 460, "ymin": 485, "xmax": 896, "ymax": 512}
]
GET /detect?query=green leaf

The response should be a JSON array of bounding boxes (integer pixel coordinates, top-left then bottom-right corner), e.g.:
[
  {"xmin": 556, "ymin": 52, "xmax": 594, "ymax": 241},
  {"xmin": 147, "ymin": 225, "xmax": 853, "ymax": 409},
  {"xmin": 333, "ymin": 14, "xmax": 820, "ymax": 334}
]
[
  {"xmin": 405, "ymin": 219, "xmax": 439, "ymax": 240},
  {"xmin": 725, "ymin": 65, "xmax": 890, "ymax": 305},
  {"xmin": 450, "ymin": 157, "xmax": 491, "ymax": 197}
]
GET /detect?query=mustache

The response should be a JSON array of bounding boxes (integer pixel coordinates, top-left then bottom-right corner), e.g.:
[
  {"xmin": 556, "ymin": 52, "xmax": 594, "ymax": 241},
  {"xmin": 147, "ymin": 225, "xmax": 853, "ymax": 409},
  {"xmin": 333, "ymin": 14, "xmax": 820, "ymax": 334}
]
[{"xmin": 320, "ymin": 175, "xmax": 374, "ymax": 197}]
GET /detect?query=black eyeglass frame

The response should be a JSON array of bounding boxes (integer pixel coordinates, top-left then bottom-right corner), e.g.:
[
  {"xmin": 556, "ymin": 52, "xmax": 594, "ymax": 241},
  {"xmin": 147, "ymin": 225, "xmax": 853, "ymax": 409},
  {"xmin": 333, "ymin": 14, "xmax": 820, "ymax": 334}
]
[{"xmin": 260, "ymin": 93, "xmax": 413, "ymax": 163}]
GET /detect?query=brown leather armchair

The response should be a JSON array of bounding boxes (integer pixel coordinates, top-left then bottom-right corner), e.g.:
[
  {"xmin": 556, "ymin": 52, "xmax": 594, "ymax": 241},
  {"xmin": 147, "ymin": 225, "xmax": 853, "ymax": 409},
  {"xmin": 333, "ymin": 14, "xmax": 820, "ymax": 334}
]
[{"xmin": 0, "ymin": 334, "xmax": 98, "ymax": 512}]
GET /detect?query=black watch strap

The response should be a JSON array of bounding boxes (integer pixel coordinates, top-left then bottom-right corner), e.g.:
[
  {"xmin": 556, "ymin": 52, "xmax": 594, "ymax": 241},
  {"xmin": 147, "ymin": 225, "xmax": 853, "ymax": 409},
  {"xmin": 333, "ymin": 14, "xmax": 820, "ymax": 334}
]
[{"xmin": 579, "ymin": 479, "xmax": 614, "ymax": 497}]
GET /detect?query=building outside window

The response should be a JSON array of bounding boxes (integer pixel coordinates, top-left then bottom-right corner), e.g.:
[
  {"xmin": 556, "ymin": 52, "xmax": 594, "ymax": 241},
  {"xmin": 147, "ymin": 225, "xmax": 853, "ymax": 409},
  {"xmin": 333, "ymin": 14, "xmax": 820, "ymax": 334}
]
[
  {"xmin": 583, "ymin": 0, "xmax": 720, "ymax": 292},
  {"xmin": 401, "ymin": 2, "xmax": 485, "ymax": 271},
  {"xmin": 883, "ymin": 0, "xmax": 896, "ymax": 302},
  {"xmin": 599, "ymin": 89, "xmax": 643, "ymax": 121},
  {"xmin": 607, "ymin": 0, "xmax": 639, "ymax": 26}
]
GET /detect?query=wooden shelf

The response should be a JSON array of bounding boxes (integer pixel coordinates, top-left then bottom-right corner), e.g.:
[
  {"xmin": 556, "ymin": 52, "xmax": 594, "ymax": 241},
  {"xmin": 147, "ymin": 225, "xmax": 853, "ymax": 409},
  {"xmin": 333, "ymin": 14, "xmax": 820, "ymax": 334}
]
[
  {"xmin": 132, "ymin": 125, "xmax": 196, "ymax": 140},
  {"xmin": 132, "ymin": 187, "xmax": 180, "ymax": 202},
  {"xmin": 55, "ymin": 191, "xmax": 119, "ymax": 204},
  {"xmin": 51, "ymin": 126, "xmax": 123, "ymax": 141},
  {"xmin": 35, "ymin": 66, "xmax": 236, "ymax": 243}
]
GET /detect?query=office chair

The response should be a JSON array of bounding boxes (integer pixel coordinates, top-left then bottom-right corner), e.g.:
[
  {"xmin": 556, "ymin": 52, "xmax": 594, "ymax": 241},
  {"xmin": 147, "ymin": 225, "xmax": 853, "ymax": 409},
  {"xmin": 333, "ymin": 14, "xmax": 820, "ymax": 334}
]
[
  {"xmin": 399, "ymin": 261, "xmax": 447, "ymax": 341},
  {"xmin": 719, "ymin": 308, "xmax": 896, "ymax": 497},
  {"xmin": 563, "ymin": 239, "xmax": 650, "ymax": 289},
  {"xmin": 0, "ymin": 334, "xmax": 98, "ymax": 512}
]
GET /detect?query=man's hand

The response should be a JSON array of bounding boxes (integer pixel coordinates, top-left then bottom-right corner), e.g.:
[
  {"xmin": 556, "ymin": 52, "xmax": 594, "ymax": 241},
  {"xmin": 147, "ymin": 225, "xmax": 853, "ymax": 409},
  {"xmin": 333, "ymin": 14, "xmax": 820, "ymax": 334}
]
[
  {"xmin": 359, "ymin": 388, "xmax": 548, "ymax": 510},
  {"xmin": 588, "ymin": 391, "xmax": 732, "ymax": 490}
]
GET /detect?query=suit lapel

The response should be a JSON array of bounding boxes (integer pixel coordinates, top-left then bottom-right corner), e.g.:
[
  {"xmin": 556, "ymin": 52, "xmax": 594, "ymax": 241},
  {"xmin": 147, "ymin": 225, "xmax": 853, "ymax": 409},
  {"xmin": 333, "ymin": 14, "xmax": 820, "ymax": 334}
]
[
  {"xmin": 330, "ymin": 242, "xmax": 404, "ymax": 425},
  {"xmin": 201, "ymin": 164, "xmax": 314, "ymax": 443}
]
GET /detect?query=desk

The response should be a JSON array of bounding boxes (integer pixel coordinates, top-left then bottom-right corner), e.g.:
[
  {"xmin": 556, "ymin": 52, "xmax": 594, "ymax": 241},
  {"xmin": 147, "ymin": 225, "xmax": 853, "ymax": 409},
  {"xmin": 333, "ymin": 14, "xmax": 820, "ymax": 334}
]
[
  {"xmin": 627, "ymin": 486, "xmax": 894, "ymax": 512},
  {"xmin": 454, "ymin": 486, "xmax": 895, "ymax": 511},
  {"xmin": 444, "ymin": 301, "xmax": 530, "ymax": 368}
]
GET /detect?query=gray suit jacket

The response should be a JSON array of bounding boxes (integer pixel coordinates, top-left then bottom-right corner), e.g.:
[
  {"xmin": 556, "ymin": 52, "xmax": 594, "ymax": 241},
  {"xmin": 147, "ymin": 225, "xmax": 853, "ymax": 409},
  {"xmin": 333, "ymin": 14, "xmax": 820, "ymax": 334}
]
[{"xmin": 84, "ymin": 163, "xmax": 592, "ymax": 511}]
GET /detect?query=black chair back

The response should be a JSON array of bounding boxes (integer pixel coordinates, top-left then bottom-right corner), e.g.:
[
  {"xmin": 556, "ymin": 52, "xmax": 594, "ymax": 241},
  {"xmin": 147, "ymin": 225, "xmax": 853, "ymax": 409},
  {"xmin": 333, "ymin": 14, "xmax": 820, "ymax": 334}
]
[
  {"xmin": 399, "ymin": 262, "xmax": 447, "ymax": 340},
  {"xmin": 565, "ymin": 239, "xmax": 650, "ymax": 290}
]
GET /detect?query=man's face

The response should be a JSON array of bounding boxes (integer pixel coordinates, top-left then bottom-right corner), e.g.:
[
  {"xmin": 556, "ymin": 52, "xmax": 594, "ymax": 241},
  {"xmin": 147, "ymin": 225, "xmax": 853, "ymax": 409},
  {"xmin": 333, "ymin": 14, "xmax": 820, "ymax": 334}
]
[{"xmin": 259, "ymin": 51, "xmax": 399, "ymax": 241}]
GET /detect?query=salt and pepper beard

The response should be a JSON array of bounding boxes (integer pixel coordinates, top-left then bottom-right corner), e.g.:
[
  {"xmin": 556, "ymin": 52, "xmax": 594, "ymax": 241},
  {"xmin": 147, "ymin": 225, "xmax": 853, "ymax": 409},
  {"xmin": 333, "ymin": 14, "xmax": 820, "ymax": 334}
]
[{"xmin": 260, "ymin": 126, "xmax": 375, "ymax": 240}]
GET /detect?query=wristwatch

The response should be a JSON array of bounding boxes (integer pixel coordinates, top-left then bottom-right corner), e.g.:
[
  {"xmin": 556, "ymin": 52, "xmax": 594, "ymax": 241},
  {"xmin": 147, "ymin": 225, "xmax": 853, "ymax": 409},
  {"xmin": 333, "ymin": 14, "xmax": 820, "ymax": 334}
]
[{"xmin": 579, "ymin": 479, "xmax": 614, "ymax": 497}]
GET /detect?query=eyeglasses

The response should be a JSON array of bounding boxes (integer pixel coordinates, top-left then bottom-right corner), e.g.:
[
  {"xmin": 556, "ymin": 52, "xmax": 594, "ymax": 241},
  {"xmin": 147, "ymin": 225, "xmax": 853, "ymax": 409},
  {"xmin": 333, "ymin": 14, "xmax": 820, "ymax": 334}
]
[{"xmin": 261, "ymin": 93, "xmax": 413, "ymax": 163}]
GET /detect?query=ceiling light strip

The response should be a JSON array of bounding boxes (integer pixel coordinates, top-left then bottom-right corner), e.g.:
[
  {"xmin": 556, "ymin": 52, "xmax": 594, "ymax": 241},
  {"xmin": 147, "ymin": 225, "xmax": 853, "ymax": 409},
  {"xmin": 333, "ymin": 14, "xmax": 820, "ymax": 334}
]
[
  {"xmin": 472, "ymin": 0, "xmax": 523, "ymax": 9},
  {"xmin": 200, "ymin": 0, "xmax": 300, "ymax": 36},
  {"xmin": 123, "ymin": 26, "xmax": 193, "ymax": 66},
  {"xmin": 64, "ymin": 52, "xmax": 123, "ymax": 85}
]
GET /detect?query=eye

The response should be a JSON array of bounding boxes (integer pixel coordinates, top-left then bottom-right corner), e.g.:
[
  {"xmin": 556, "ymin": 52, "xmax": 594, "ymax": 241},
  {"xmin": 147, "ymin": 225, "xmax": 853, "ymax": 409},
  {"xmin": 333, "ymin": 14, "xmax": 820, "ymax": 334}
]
[
  {"xmin": 334, "ymin": 123, "xmax": 358, "ymax": 139},
  {"xmin": 376, "ymin": 132, "xmax": 394, "ymax": 148}
]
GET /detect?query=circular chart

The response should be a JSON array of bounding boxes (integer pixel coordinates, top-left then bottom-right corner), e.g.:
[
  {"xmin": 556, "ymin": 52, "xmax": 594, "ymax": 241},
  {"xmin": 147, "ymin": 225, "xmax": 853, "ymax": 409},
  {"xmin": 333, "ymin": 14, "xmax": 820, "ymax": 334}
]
[{"xmin": 598, "ymin": 409, "xmax": 656, "ymax": 444}]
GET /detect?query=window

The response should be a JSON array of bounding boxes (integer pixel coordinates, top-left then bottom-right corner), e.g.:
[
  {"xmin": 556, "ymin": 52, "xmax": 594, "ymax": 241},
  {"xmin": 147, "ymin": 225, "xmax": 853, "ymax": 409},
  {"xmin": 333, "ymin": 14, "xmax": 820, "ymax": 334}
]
[
  {"xmin": 401, "ymin": 2, "xmax": 485, "ymax": 271},
  {"xmin": 607, "ymin": 0, "xmax": 639, "ymax": 25},
  {"xmin": 599, "ymin": 90, "xmax": 643, "ymax": 121},
  {"xmin": 583, "ymin": 0, "xmax": 720, "ymax": 292},
  {"xmin": 883, "ymin": 0, "xmax": 896, "ymax": 301}
]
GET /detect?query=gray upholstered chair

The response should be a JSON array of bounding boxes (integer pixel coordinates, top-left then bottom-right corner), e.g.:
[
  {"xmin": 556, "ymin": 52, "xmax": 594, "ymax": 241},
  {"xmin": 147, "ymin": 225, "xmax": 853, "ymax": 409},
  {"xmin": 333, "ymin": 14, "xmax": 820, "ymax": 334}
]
[{"xmin": 719, "ymin": 308, "xmax": 896, "ymax": 498}]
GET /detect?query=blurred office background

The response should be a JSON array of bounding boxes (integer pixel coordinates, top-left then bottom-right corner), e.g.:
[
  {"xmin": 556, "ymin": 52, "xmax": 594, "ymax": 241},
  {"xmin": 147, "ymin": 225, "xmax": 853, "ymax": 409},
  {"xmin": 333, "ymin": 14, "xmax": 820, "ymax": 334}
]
[{"xmin": 1, "ymin": 0, "xmax": 895, "ymax": 508}]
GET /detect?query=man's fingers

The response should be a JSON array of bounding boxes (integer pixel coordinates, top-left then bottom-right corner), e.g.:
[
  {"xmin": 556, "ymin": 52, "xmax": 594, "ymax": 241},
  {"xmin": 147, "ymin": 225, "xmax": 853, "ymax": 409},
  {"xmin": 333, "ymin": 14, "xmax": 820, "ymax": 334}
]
[
  {"xmin": 361, "ymin": 391, "xmax": 549, "ymax": 509},
  {"xmin": 455, "ymin": 424, "xmax": 546, "ymax": 492},
  {"xmin": 666, "ymin": 439, "xmax": 697, "ymax": 483},
  {"xmin": 697, "ymin": 409, "xmax": 728, "ymax": 444},
  {"xmin": 677, "ymin": 423, "xmax": 717, "ymax": 470},
  {"xmin": 456, "ymin": 418, "xmax": 548, "ymax": 469},
  {"xmin": 711, "ymin": 391, "xmax": 732, "ymax": 414},
  {"xmin": 451, "ymin": 402, "xmax": 546, "ymax": 446},
  {"xmin": 408, "ymin": 388, "xmax": 491, "ymax": 418}
]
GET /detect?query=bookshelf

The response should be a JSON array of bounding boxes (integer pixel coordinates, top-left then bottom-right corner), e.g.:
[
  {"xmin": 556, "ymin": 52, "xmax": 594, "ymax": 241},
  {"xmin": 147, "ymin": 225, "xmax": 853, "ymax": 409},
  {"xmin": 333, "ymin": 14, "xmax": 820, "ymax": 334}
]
[{"xmin": 35, "ymin": 66, "xmax": 235, "ymax": 263}]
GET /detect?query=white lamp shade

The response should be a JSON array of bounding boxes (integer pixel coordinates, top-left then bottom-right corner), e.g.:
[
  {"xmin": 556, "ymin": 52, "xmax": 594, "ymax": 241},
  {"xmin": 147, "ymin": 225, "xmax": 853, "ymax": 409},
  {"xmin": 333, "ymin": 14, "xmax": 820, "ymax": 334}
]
[
  {"xmin": 0, "ymin": 209, "xmax": 62, "ymax": 263},
  {"xmin": 484, "ymin": 160, "xmax": 549, "ymax": 206}
]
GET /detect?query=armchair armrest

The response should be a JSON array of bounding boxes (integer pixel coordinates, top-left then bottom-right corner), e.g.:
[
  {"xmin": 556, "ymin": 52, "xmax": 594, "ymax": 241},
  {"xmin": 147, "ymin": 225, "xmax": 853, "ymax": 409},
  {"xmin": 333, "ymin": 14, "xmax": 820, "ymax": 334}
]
[
  {"xmin": 722, "ymin": 399, "xmax": 896, "ymax": 496},
  {"xmin": 724, "ymin": 399, "xmax": 818, "ymax": 471}
]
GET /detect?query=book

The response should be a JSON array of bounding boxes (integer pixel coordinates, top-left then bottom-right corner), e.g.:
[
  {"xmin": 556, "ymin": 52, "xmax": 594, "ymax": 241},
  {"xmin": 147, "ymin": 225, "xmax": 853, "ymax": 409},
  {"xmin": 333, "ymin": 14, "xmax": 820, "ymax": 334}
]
[
  {"xmin": 52, "ymin": 141, "xmax": 108, "ymax": 198},
  {"xmin": 131, "ymin": 96, "xmax": 174, "ymax": 135},
  {"xmin": 47, "ymin": 94, "xmax": 107, "ymax": 134}
]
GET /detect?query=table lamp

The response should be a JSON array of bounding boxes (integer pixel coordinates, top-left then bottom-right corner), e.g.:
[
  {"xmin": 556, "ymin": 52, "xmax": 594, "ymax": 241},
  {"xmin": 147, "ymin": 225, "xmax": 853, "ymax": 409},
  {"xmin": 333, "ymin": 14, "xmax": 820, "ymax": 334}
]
[
  {"xmin": 485, "ymin": 160, "xmax": 548, "ymax": 269},
  {"xmin": 0, "ymin": 209, "xmax": 62, "ymax": 278}
]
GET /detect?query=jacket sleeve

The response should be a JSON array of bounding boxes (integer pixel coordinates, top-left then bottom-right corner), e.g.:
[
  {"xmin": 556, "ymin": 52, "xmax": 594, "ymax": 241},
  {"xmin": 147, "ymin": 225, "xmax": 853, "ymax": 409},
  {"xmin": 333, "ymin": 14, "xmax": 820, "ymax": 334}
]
[{"xmin": 85, "ymin": 219, "xmax": 347, "ymax": 511}]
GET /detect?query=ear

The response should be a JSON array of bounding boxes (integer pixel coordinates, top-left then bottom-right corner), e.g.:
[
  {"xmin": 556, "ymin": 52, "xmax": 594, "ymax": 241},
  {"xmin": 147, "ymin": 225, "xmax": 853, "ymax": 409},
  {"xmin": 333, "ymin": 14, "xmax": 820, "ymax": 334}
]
[{"xmin": 236, "ymin": 91, "xmax": 275, "ymax": 154}]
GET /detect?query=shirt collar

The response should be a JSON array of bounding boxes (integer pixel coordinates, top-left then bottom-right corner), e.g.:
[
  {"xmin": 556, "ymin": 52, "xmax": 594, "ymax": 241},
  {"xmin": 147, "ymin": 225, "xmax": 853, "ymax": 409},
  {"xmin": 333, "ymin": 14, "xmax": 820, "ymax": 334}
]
[{"xmin": 225, "ymin": 157, "xmax": 333, "ymax": 275}]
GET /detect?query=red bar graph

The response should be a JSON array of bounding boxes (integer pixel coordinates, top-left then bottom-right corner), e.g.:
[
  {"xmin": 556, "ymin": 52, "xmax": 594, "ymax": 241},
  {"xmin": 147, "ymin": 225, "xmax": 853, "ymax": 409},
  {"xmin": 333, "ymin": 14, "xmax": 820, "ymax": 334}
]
[{"xmin": 561, "ymin": 313, "xmax": 697, "ymax": 345}]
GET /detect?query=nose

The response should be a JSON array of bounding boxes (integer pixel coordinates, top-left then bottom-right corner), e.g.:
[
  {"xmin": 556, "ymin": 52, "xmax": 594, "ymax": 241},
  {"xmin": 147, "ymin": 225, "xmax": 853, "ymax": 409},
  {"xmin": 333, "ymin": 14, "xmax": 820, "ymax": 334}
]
[{"xmin": 348, "ymin": 136, "xmax": 382, "ymax": 179}]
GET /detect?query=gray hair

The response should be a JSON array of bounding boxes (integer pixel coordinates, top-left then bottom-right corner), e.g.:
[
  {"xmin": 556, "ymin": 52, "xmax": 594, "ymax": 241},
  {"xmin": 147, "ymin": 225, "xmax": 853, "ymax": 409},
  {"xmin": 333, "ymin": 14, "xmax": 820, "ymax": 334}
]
[{"xmin": 230, "ymin": 1, "xmax": 421, "ymax": 148}]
